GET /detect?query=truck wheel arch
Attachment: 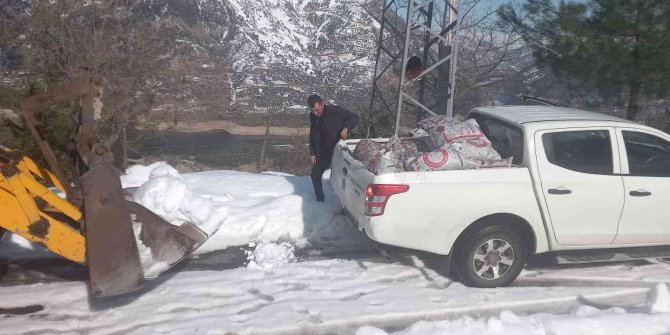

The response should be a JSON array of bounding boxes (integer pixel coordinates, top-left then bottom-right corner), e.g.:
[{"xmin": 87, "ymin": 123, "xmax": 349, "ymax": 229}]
[{"xmin": 452, "ymin": 213, "xmax": 537, "ymax": 255}]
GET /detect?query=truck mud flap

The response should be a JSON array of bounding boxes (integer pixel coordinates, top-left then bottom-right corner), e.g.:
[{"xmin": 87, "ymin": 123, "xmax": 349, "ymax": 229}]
[{"xmin": 82, "ymin": 161, "xmax": 207, "ymax": 298}]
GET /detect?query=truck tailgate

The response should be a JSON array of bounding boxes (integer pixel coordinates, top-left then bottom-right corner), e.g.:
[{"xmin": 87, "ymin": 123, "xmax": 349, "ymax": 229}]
[{"xmin": 331, "ymin": 141, "xmax": 376, "ymax": 225}]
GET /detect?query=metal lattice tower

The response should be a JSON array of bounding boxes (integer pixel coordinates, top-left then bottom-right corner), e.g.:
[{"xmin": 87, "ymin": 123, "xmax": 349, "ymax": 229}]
[{"xmin": 367, "ymin": 0, "xmax": 461, "ymax": 137}]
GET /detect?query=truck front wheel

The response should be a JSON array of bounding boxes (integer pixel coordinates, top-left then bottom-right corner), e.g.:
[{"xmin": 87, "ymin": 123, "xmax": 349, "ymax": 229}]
[{"xmin": 455, "ymin": 226, "xmax": 525, "ymax": 288}]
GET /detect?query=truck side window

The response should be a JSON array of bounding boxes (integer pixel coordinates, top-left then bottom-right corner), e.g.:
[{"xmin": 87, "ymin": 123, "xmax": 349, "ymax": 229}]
[
  {"xmin": 543, "ymin": 130, "xmax": 613, "ymax": 175},
  {"xmin": 622, "ymin": 131, "xmax": 670, "ymax": 177}
]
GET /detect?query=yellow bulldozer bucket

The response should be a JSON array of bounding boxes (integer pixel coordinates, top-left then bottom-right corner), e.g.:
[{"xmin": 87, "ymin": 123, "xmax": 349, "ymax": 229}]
[
  {"xmin": 0, "ymin": 76, "xmax": 212, "ymax": 297},
  {"xmin": 81, "ymin": 159, "xmax": 208, "ymax": 297},
  {"xmin": 0, "ymin": 146, "xmax": 208, "ymax": 297}
]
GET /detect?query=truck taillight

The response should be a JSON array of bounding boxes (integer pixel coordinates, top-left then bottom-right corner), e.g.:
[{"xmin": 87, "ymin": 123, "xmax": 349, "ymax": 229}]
[{"xmin": 365, "ymin": 184, "xmax": 410, "ymax": 216}]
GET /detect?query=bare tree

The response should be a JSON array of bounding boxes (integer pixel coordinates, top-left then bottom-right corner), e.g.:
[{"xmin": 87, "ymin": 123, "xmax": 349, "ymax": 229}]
[
  {"xmin": 451, "ymin": 0, "xmax": 528, "ymax": 113},
  {"xmin": 0, "ymin": 0, "xmax": 242, "ymax": 168}
]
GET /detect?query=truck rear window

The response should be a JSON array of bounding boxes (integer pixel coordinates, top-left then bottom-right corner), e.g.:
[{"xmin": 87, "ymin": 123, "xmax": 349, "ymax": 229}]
[{"xmin": 471, "ymin": 114, "xmax": 524, "ymax": 165}]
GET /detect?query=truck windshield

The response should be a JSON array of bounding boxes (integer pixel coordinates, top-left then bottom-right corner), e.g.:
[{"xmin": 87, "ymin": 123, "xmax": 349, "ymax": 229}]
[{"xmin": 471, "ymin": 114, "xmax": 524, "ymax": 165}]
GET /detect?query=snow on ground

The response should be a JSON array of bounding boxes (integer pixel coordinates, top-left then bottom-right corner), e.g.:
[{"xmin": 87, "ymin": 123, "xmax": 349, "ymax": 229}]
[
  {"xmin": 0, "ymin": 232, "xmax": 54, "ymax": 260},
  {"xmin": 358, "ymin": 282, "xmax": 670, "ymax": 335},
  {"xmin": 5, "ymin": 163, "xmax": 670, "ymax": 333},
  {"xmin": 123, "ymin": 162, "xmax": 368, "ymax": 254},
  {"xmin": 647, "ymin": 282, "xmax": 670, "ymax": 314},
  {"xmin": 3, "ymin": 256, "xmax": 670, "ymax": 334},
  {"xmin": 357, "ymin": 304, "xmax": 670, "ymax": 335},
  {"xmin": 1, "ymin": 162, "xmax": 368, "ymax": 259}
]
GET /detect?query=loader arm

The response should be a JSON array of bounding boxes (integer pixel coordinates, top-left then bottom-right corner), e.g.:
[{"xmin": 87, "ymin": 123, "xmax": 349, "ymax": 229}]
[
  {"xmin": 0, "ymin": 77, "xmax": 210, "ymax": 298},
  {"xmin": 0, "ymin": 147, "xmax": 85, "ymax": 263},
  {"xmin": 19, "ymin": 75, "xmax": 104, "ymax": 199}
]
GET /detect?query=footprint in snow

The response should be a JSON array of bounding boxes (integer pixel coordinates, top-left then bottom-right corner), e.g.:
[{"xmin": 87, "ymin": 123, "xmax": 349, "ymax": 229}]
[
  {"xmin": 237, "ymin": 303, "xmax": 270, "ymax": 315},
  {"xmin": 247, "ymin": 288, "xmax": 274, "ymax": 302},
  {"xmin": 427, "ymin": 281, "xmax": 451, "ymax": 289},
  {"xmin": 282, "ymin": 282, "xmax": 309, "ymax": 291},
  {"xmin": 339, "ymin": 292, "xmax": 366, "ymax": 301},
  {"xmin": 369, "ymin": 300, "xmax": 387, "ymax": 306}
]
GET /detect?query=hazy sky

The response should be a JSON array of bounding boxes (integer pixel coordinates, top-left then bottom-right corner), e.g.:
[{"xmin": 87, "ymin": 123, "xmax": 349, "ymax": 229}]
[{"xmin": 476, "ymin": 0, "xmax": 516, "ymax": 11}]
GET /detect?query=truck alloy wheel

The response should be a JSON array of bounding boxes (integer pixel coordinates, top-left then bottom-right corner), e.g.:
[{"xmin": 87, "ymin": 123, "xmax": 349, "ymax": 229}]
[
  {"xmin": 456, "ymin": 226, "xmax": 525, "ymax": 288},
  {"xmin": 472, "ymin": 238, "xmax": 514, "ymax": 280}
]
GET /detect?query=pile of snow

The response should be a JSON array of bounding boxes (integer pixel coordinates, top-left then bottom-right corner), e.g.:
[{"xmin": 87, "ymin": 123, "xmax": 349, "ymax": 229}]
[
  {"xmin": 130, "ymin": 166, "xmax": 228, "ymax": 237},
  {"xmin": 121, "ymin": 162, "xmax": 367, "ymax": 254},
  {"xmin": 647, "ymin": 283, "xmax": 670, "ymax": 314},
  {"xmin": 245, "ymin": 241, "xmax": 296, "ymax": 270},
  {"xmin": 131, "ymin": 217, "xmax": 169, "ymax": 278},
  {"xmin": 2, "ymin": 162, "xmax": 367, "ymax": 260},
  {"xmin": 120, "ymin": 161, "xmax": 180, "ymax": 188}
]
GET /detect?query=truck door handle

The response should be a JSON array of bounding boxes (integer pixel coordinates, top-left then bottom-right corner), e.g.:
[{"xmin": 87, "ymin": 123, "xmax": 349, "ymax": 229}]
[
  {"xmin": 630, "ymin": 190, "xmax": 651, "ymax": 197},
  {"xmin": 548, "ymin": 188, "xmax": 572, "ymax": 195}
]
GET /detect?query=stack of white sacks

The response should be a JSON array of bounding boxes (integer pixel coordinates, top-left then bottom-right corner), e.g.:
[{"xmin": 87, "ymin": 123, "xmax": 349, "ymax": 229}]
[{"xmin": 353, "ymin": 115, "xmax": 512, "ymax": 174}]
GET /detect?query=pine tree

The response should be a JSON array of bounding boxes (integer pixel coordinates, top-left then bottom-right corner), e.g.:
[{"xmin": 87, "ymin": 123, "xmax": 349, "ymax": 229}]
[{"xmin": 498, "ymin": 0, "xmax": 670, "ymax": 120}]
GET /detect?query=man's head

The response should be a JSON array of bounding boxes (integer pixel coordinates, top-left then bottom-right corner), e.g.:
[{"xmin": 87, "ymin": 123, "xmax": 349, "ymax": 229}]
[
  {"xmin": 405, "ymin": 56, "xmax": 423, "ymax": 80},
  {"xmin": 307, "ymin": 94, "xmax": 325, "ymax": 117}
]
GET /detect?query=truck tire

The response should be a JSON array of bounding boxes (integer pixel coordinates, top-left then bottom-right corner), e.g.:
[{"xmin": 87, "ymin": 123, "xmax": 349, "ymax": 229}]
[{"xmin": 455, "ymin": 226, "xmax": 525, "ymax": 288}]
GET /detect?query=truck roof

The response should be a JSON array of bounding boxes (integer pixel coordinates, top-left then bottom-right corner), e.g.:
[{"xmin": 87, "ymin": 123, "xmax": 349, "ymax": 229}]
[{"xmin": 471, "ymin": 105, "xmax": 632, "ymax": 125}]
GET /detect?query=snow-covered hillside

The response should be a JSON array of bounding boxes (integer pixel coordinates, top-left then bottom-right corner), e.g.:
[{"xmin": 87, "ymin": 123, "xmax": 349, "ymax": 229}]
[
  {"xmin": 191, "ymin": 0, "xmax": 377, "ymax": 109},
  {"xmin": 221, "ymin": 0, "xmax": 375, "ymax": 72}
]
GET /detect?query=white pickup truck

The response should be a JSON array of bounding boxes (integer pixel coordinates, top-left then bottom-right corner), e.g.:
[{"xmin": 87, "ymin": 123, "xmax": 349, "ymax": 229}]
[{"xmin": 332, "ymin": 105, "xmax": 670, "ymax": 288}]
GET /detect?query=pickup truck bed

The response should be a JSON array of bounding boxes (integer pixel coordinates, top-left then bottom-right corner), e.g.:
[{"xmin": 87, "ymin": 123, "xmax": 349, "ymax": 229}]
[{"xmin": 332, "ymin": 139, "xmax": 545, "ymax": 256}]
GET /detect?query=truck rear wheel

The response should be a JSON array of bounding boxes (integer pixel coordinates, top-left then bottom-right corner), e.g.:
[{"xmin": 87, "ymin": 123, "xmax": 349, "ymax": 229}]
[{"xmin": 455, "ymin": 226, "xmax": 525, "ymax": 288}]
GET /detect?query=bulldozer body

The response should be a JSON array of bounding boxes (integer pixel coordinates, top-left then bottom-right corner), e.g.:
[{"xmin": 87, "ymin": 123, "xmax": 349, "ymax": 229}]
[{"xmin": 0, "ymin": 148, "xmax": 85, "ymax": 263}]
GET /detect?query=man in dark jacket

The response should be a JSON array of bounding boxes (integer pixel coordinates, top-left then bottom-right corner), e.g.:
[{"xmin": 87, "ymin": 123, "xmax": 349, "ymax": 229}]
[{"xmin": 308, "ymin": 94, "xmax": 359, "ymax": 202}]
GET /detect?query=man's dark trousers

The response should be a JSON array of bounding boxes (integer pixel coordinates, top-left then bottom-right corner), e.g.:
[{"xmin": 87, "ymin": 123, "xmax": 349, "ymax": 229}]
[{"xmin": 311, "ymin": 152, "xmax": 332, "ymax": 202}]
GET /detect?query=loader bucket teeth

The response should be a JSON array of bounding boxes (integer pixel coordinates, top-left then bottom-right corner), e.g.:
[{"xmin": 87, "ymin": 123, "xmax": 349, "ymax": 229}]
[{"xmin": 82, "ymin": 161, "xmax": 208, "ymax": 298}]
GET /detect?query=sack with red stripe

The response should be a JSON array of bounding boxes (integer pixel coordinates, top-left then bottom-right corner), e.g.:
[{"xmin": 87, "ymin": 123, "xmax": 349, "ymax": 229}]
[
  {"xmin": 427, "ymin": 118, "xmax": 485, "ymax": 147},
  {"xmin": 353, "ymin": 140, "xmax": 384, "ymax": 172},
  {"xmin": 450, "ymin": 137, "xmax": 501, "ymax": 161},
  {"xmin": 405, "ymin": 148, "xmax": 511, "ymax": 172},
  {"xmin": 405, "ymin": 147, "xmax": 479, "ymax": 171}
]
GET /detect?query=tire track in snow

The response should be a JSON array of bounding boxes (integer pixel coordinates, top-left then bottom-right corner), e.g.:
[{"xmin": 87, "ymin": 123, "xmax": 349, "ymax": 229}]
[
  {"xmin": 3, "ymin": 244, "xmax": 669, "ymax": 289},
  {"xmin": 243, "ymin": 287, "xmax": 651, "ymax": 335},
  {"xmin": 0, "ymin": 246, "xmax": 380, "ymax": 287}
]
